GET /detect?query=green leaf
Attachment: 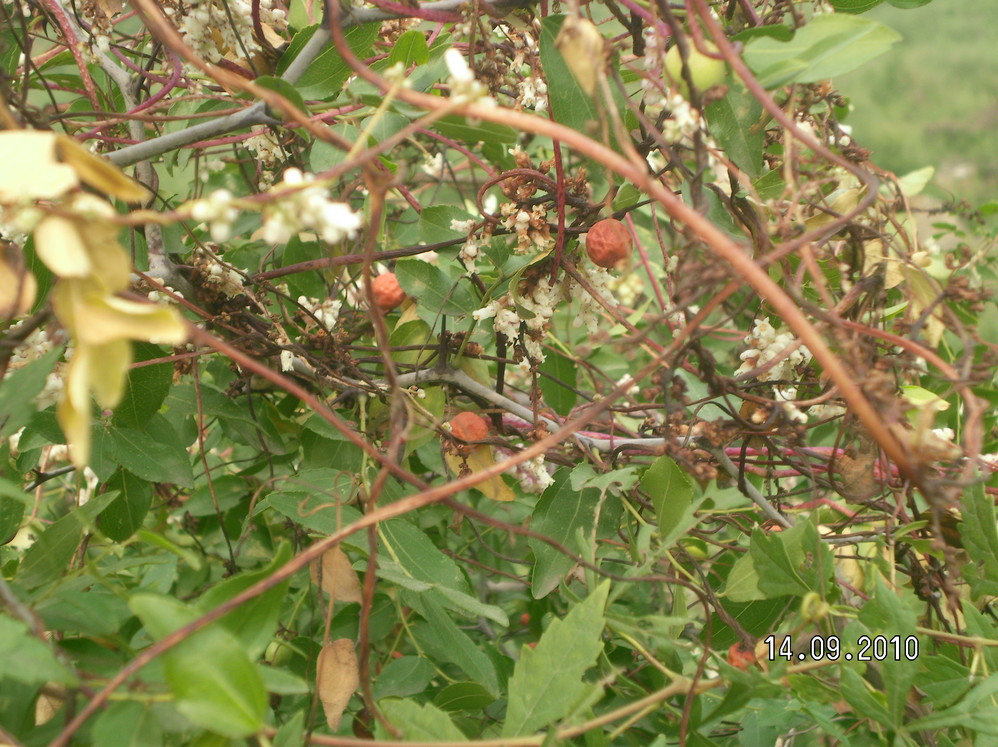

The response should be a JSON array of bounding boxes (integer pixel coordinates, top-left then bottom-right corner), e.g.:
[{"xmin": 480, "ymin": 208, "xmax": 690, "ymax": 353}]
[
  {"xmin": 0, "ymin": 345, "xmax": 61, "ymax": 439},
  {"xmin": 961, "ymin": 483, "xmax": 998, "ymax": 599},
  {"xmin": 380, "ymin": 518, "xmax": 468, "ymax": 592},
  {"xmin": 129, "ymin": 593, "xmax": 267, "ymax": 738},
  {"xmin": 743, "ymin": 14, "xmax": 902, "ymax": 88},
  {"xmin": 430, "ymin": 115, "xmax": 518, "ymax": 146},
  {"xmin": 419, "ymin": 205, "xmax": 469, "ymax": 245},
  {"xmin": 378, "ymin": 698, "xmax": 468, "ymax": 741},
  {"xmin": 373, "ymin": 655, "xmax": 436, "ymax": 701},
  {"xmin": 528, "ymin": 469, "xmax": 600, "ymax": 599},
  {"xmin": 99, "ymin": 468, "xmax": 152, "ymax": 541},
  {"xmin": 538, "ymin": 349, "xmax": 578, "ymax": 416},
  {"xmin": 296, "ymin": 23, "xmax": 380, "ymax": 100},
  {"xmin": 721, "ymin": 551, "xmax": 764, "ymax": 602},
  {"xmin": 254, "ymin": 75, "xmax": 309, "ymax": 117},
  {"xmin": 109, "ymin": 421, "xmax": 194, "ymax": 488},
  {"xmin": 17, "ymin": 489, "xmax": 118, "ymax": 589},
  {"xmin": 410, "ymin": 594, "xmax": 499, "ymax": 696},
  {"xmin": 642, "ymin": 455, "xmax": 698, "ymax": 546},
  {"xmin": 395, "ymin": 258, "xmax": 479, "ymax": 322},
  {"xmin": 887, "ymin": 0, "xmax": 932, "ymax": 7},
  {"xmin": 388, "ymin": 30, "xmax": 429, "ymax": 67},
  {"xmin": 539, "ymin": 16, "xmax": 599, "ymax": 139},
  {"xmin": 273, "ymin": 711, "xmax": 305, "ymax": 747},
  {"xmin": 839, "ymin": 666, "xmax": 892, "ymax": 727},
  {"xmin": 36, "ymin": 588, "xmax": 131, "ymax": 637},
  {"xmin": 274, "ymin": 23, "xmax": 319, "ymax": 76},
  {"xmin": 503, "ymin": 582, "xmax": 609, "ymax": 736},
  {"xmin": 0, "ymin": 478, "xmax": 25, "ymax": 545},
  {"xmin": 706, "ymin": 86, "xmax": 766, "ymax": 178},
  {"xmin": 112, "ymin": 342, "xmax": 174, "ymax": 429},
  {"xmin": 0, "ymin": 616, "xmax": 78, "ymax": 686},
  {"xmin": 857, "ymin": 576, "xmax": 919, "ymax": 727},
  {"xmin": 91, "ymin": 702, "xmax": 163, "ymax": 747},
  {"xmin": 750, "ymin": 519, "xmax": 833, "ymax": 598},
  {"xmin": 433, "ymin": 682, "xmax": 496, "ymax": 712},
  {"xmin": 829, "ymin": 0, "xmax": 885, "ymax": 12},
  {"xmin": 198, "ymin": 542, "xmax": 294, "ymax": 659}
]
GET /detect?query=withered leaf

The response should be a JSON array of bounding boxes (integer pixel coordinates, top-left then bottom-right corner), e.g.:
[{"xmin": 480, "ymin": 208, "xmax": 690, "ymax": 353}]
[{"xmin": 316, "ymin": 639, "xmax": 359, "ymax": 731}]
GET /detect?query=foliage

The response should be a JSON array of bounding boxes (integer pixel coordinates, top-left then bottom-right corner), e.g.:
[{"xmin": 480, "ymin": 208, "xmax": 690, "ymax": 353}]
[{"xmin": 1, "ymin": 0, "xmax": 997, "ymax": 745}]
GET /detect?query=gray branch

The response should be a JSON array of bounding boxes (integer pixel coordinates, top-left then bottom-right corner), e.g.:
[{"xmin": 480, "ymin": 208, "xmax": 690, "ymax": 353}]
[{"xmin": 106, "ymin": 0, "xmax": 520, "ymax": 167}]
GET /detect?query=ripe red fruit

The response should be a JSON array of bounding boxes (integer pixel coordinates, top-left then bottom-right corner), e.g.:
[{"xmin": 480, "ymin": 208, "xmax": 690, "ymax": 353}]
[
  {"xmin": 519, "ymin": 612, "xmax": 531, "ymax": 626},
  {"xmin": 449, "ymin": 411, "xmax": 489, "ymax": 453},
  {"xmin": 726, "ymin": 643, "xmax": 756, "ymax": 671},
  {"xmin": 371, "ymin": 272, "xmax": 405, "ymax": 311},
  {"xmin": 585, "ymin": 218, "xmax": 632, "ymax": 268}
]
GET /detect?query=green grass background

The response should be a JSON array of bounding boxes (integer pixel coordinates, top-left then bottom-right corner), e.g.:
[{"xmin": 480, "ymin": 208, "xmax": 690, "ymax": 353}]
[{"xmin": 836, "ymin": 0, "xmax": 997, "ymax": 205}]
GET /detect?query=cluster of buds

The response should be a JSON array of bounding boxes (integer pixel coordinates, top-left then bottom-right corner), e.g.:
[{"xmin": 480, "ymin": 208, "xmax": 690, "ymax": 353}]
[
  {"xmin": 178, "ymin": 0, "xmax": 286, "ymax": 64},
  {"xmin": 444, "ymin": 48, "xmax": 495, "ymax": 106},
  {"xmin": 262, "ymin": 168, "xmax": 363, "ymax": 245},
  {"xmin": 735, "ymin": 318, "xmax": 812, "ymax": 383}
]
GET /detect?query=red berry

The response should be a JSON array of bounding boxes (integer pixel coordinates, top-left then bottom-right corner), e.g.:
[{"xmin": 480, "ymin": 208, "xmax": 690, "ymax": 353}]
[
  {"xmin": 585, "ymin": 218, "xmax": 632, "ymax": 268},
  {"xmin": 372, "ymin": 272, "xmax": 406, "ymax": 311},
  {"xmin": 726, "ymin": 643, "xmax": 756, "ymax": 671},
  {"xmin": 519, "ymin": 613, "xmax": 531, "ymax": 626},
  {"xmin": 449, "ymin": 412, "xmax": 489, "ymax": 453}
]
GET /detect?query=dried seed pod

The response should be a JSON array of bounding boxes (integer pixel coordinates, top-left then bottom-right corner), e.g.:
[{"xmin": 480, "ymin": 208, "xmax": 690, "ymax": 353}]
[
  {"xmin": 371, "ymin": 272, "xmax": 405, "ymax": 310},
  {"xmin": 585, "ymin": 218, "xmax": 632, "ymax": 268},
  {"xmin": 449, "ymin": 411, "xmax": 489, "ymax": 453}
]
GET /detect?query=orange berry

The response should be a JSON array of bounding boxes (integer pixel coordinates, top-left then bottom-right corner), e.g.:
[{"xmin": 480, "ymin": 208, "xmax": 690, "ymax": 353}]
[
  {"xmin": 519, "ymin": 612, "xmax": 531, "ymax": 626},
  {"xmin": 585, "ymin": 218, "xmax": 632, "ymax": 268},
  {"xmin": 449, "ymin": 411, "xmax": 489, "ymax": 452},
  {"xmin": 371, "ymin": 272, "xmax": 406, "ymax": 311},
  {"xmin": 726, "ymin": 643, "xmax": 756, "ymax": 671}
]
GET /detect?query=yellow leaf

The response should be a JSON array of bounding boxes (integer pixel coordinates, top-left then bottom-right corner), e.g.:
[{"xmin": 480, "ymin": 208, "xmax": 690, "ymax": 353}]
[
  {"xmin": 0, "ymin": 131, "xmax": 79, "ymax": 202},
  {"xmin": 444, "ymin": 446, "xmax": 516, "ymax": 502},
  {"xmin": 310, "ymin": 546, "xmax": 363, "ymax": 603},
  {"xmin": 53, "ymin": 280, "xmax": 187, "ymax": 347},
  {"xmin": 900, "ymin": 264, "xmax": 946, "ymax": 347},
  {"xmin": 804, "ymin": 187, "xmax": 863, "ymax": 231},
  {"xmin": 316, "ymin": 639, "xmax": 359, "ymax": 731},
  {"xmin": 555, "ymin": 16, "xmax": 604, "ymax": 96},
  {"xmin": 0, "ymin": 244, "xmax": 37, "ymax": 317},
  {"xmin": 861, "ymin": 239, "xmax": 904, "ymax": 289},
  {"xmin": 55, "ymin": 135, "xmax": 150, "ymax": 203},
  {"xmin": 89, "ymin": 339, "xmax": 132, "ymax": 408},
  {"xmin": 58, "ymin": 348, "xmax": 97, "ymax": 468},
  {"xmin": 33, "ymin": 215, "xmax": 97, "ymax": 279},
  {"xmin": 34, "ymin": 207, "xmax": 131, "ymax": 288}
]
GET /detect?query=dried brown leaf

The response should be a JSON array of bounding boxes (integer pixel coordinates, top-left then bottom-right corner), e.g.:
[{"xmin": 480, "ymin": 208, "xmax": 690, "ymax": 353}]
[
  {"xmin": 316, "ymin": 639, "xmax": 359, "ymax": 731},
  {"xmin": 310, "ymin": 546, "xmax": 362, "ymax": 603}
]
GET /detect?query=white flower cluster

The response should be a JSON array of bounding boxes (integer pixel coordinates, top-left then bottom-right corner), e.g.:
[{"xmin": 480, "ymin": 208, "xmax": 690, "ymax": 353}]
[
  {"xmin": 640, "ymin": 27, "xmax": 667, "ymax": 108},
  {"xmin": 194, "ymin": 248, "xmax": 245, "ymax": 296},
  {"xmin": 509, "ymin": 455, "xmax": 554, "ymax": 494},
  {"xmin": 518, "ymin": 76, "xmax": 548, "ymax": 112},
  {"xmin": 571, "ymin": 262, "xmax": 614, "ymax": 335},
  {"xmin": 662, "ymin": 93, "xmax": 703, "ymax": 145},
  {"xmin": 773, "ymin": 385, "xmax": 807, "ymax": 424},
  {"xmin": 501, "ymin": 203, "xmax": 552, "ymax": 254},
  {"xmin": 178, "ymin": 0, "xmax": 286, "ymax": 63},
  {"xmin": 4, "ymin": 323, "xmax": 65, "ymax": 410},
  {"xmin": 245, "ymin": 128, "xmax": 285, "ymax": 186},
  {"xmin": 450, "ymin": 218, "xmax": 480, "ymax": 272},
  {"xmin": 262, "ymin": 168, "xmax": 363, "ymax": 245},
  {"xmin": 608, "ymin": 271, "xmax": 644, "ymax": 308},
  {"xmin": 735, "ymin": 318, "xmax": 812, "ymax": 382},
  {"xmin": 444, "ymin": 48, "xmax": 495, "ymax": 106},
  {"xmin": 298, "ymin": 295, "xmax": 342, "ymax": 330},
  {"xmin": 190, "ymin": 188, "xmax": 239, "ymax": 242}
]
